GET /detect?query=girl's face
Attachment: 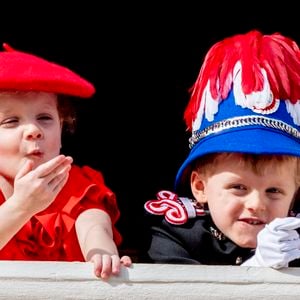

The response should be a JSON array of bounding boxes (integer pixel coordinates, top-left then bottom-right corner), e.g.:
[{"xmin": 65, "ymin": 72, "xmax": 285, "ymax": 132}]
[
  {"xmin": 191, "ymin": 155, "xmax": 298, "ymax": 248},
  {"xmin": 0, "ymin": 93, "xmax": 62, "ymax": 181}
]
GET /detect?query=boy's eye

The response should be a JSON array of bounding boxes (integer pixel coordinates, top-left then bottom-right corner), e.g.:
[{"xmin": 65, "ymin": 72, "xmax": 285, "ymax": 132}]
[
  {"xmin": 231, "ymin": 184, "xmax": 246, "ymax": 190},
  {"xmin": 266, "ymin": 187, "xmax": 280, "ymax": 194}
]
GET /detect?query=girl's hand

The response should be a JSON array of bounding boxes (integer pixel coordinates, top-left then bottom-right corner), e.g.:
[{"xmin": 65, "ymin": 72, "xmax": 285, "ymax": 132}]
[
  {"xmin": 11, "ymin": 155, "xmax": 73, "ymax": 215},
  {"xmin": 90, "ymin": 254, "xmax": 132, "ymax": 280}
]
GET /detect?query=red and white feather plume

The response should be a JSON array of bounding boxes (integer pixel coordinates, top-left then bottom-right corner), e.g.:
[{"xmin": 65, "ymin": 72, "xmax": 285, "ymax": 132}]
[{"xmin": 184, "ymin": 30, "xmax": 300, "ymax": 132}]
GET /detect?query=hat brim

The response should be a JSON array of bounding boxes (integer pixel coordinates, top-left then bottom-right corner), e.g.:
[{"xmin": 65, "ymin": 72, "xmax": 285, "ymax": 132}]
[
  {"xmin": 0, "ymin": 45, "xmax": 95, "ymax": 98},
  {"xmin": 175, "ymin": 127, "xmax": 300, "ymax": 191}
]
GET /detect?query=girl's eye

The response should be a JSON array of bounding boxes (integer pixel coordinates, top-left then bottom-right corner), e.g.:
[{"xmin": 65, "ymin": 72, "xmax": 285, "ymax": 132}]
[
  {"xmin": 0, "ymin": 118, "xmax": 19, "ymax": 127},
  {"xmin": 38, "ymin": 115, "xmax": 53, "ymax": 121}
]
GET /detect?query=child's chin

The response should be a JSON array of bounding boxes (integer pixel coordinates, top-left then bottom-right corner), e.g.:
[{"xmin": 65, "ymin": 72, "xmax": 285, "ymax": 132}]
[{"xmin": 236, "ymin": 239, "xmax": 256, "ymax": 249}]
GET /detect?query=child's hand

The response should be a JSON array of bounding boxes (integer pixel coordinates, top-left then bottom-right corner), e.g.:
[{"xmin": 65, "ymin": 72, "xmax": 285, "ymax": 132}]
[
  {"xmin": 11, "ymin": 155, "xmax": 73, "ymax": 215},
  {"xmin": 242, "ymin": 217, "xmax": 300, "ymax": 268},
  {"xmin": 90, "ymin": 254, "xmax": 132, "ymax": 280}
]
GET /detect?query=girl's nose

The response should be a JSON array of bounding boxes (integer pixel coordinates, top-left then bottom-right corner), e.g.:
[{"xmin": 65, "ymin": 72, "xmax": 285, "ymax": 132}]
[{"xmin": 24, "ymin": 124, "xmax": 43, "ymax": 140}]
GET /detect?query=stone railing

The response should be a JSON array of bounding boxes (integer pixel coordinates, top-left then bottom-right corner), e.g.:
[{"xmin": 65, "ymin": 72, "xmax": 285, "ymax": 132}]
[{"xmin": 1, "ymin": 261, "xmax": 300, "ymax": 299}]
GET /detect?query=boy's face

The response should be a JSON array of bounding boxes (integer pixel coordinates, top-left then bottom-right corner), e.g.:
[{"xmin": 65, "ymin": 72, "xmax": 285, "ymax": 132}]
[
  {"xmin": 0, "ymin": 93, "xmax": 62, "ymax": 180},
  {"xmin": 191, "ymin": 155, "xmax": 298, "ymax": 248}
]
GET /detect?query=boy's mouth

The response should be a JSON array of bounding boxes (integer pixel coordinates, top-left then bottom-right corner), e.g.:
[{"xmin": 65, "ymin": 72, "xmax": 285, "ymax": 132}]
[{"xmin": 239, "ymin": 218, "xmax": 265, "ymax": 225}]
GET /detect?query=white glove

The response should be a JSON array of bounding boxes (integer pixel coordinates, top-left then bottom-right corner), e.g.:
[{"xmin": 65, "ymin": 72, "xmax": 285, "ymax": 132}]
[{"xmin": 241, "ymin": 217, "xmax": 300, "ymax": 269}]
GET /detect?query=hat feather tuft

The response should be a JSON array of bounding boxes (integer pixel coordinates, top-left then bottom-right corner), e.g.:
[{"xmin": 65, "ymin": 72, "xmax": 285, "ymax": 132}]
[{"xmin": 184, "ymin": 30, "xmax": 300, "ymax": 131}]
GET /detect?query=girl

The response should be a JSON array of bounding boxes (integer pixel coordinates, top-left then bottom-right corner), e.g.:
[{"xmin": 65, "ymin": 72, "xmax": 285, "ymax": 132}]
[{"xmin": 0, "ymin": 43, "xmax": 131, "ymax": 279}]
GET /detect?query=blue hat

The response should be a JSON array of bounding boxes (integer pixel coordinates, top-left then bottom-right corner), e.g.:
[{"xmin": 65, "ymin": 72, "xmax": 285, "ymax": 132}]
[{"xmin": 175, "ymin": 30, "xmax": 300, "ymax": 190}]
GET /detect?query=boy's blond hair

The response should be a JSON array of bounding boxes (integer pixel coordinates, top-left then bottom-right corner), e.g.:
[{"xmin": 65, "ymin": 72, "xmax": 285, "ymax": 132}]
[{"xmin": 194, "ymin": 153, "xmax": 300, "ymax": 186}]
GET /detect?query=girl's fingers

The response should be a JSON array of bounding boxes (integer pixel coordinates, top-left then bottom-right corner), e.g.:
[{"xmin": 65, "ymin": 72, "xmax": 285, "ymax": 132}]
[
  {"xmin": 48, "ymin": 169, "xmax": 70, "ymax": 193},
  {"xmin": 47, "ymin": 164, "xmax": 71, "ymax": 186},
  {"xmin": 120, "ymin": 255, "xmax": 132, "ymax": 266},
  {"xmin": 36, "ymin": 155, "xmax": 73, "ymax": 178},
  {"xmin": 15, "ymin": 160, "xmax": 34, "ymax": 180}
]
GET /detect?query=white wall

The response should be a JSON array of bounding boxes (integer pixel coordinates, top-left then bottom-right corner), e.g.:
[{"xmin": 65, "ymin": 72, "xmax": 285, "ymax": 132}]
[{"xmin": 0, "ymin": 261, "xmax": 299, "ymax": 299}]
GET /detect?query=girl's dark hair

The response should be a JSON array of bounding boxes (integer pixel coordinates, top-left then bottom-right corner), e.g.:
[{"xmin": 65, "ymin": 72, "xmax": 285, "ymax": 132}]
[{"xmin": 57, "ymin": 95, "xmax": 77, "ymax": 134}]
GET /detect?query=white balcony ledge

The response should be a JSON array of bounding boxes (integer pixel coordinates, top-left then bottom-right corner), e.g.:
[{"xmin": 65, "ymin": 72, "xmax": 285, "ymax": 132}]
[{"xmin": 0, "ymin": 261, "xmax": 300, "ymax": 299}]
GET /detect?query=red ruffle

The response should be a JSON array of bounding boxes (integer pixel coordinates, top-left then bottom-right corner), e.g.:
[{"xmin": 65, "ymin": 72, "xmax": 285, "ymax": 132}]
[{"xmin": 0, "ymin": 165, "xmax": 122, "ymax": 261}]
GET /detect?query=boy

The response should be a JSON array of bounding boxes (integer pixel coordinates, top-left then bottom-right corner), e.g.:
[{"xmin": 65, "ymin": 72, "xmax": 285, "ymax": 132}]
[{"xmin": 144, "ymin": 30, "xmax": 300, "ymax": 268}]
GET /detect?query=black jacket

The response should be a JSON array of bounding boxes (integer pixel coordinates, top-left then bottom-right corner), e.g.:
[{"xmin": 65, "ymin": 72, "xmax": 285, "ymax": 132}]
[
  {"xmin": 144, "ymin": 191, "xmax": 300, "ymax": 266},
  {"xmin": 146, "ymin": 212, "xmax": 254, "ymax": 265}
]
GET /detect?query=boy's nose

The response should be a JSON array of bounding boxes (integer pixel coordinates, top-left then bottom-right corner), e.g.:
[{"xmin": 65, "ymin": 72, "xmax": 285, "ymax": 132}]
[{"xmin": 245, "ymin": 192, "xmax": 266, "ymax": 212}]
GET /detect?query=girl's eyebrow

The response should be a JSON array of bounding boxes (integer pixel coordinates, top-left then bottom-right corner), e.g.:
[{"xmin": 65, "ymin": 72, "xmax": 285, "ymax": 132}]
[{"xmin": 0, "ymin": 108, "xmax": 14, "ymax": 115}]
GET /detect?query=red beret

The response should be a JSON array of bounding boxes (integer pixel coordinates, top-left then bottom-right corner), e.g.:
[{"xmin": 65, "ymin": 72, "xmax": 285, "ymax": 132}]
[{"xmin": 0, "ymin": 43, "xmax": 95, "ymax": 98}]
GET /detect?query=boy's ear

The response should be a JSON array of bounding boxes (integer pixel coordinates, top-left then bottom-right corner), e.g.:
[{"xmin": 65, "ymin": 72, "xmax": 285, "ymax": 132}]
[{"xmin": 190, "ymin": 171, "xmax": 207, "ymax": 203}]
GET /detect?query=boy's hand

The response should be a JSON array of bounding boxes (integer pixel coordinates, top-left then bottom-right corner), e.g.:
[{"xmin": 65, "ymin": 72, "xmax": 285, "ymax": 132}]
[{"xmin": 242, "ymin": 217, "xmax": 300, "ymax": 268}]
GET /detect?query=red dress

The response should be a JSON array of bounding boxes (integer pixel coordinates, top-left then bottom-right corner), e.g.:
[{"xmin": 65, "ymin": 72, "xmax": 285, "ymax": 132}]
[{"xmin": 0, "ymin": 165, "xmax": 122, "ymax": 261}]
